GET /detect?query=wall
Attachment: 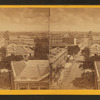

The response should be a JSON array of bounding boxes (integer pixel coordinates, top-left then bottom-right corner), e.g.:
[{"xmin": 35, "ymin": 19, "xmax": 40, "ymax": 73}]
[{"xmin": 11, "ymin": 75, "xmax": 49, "ymax": 90}]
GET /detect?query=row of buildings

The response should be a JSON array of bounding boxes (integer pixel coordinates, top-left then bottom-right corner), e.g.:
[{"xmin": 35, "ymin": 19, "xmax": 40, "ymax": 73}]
[
  {"xmin": 8, "ymin": 34, "xmax": 50, "ymax": 90},
  {"xmin": 10, "ymin": 31, "xmax": 100, "ymax": 90},
  {"xmin": 85, "ymin": 32, "xmax": 100, "ymax": 89},
  {"xmin": 88, "ymin": 33, "xmax": 100, "ymax": 56},
  {"xmin": 50, "ymin": 32, "xmax": 85, "ymax": 48},
  {"xmin": 6, "ymin": 44, "xmax": 34, "ymax": 58},
  {"xmin": 49, "ymin": 47, "xmax": 68, "ymax": 84},
  {"xmin": 4, "ymin": 31, "xmax": 100, "ymax": 90},
  {"xmin": 0, "ymin": 33, "xmax": 35, "ymax": 59},
  {"xmin": 49, "ymin": 32, "xmax": 85, "ymax": 88},
  {"xmin": 0, "ymin": 32, "xmax": 50, "ymax": 90},
  {"xmin": 7, "ymin": 34, "xmax": 35, "ymax": 48}
]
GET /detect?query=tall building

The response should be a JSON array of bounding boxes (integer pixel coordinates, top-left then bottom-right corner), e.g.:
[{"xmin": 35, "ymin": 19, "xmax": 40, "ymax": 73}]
[{"xmin": 50, "ymin": 34, "xmax": 76, "ymax": 47}]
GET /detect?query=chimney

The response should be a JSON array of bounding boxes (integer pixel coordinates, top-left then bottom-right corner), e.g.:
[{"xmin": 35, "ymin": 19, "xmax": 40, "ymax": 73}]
[{"xmin": 23, "ymin": 55, "xmax": 28, "ymax": 62}]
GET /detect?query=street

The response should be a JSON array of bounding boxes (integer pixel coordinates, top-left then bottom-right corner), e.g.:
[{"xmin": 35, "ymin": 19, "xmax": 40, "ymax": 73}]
[
  {"xmin": 50, "ymin": 39, "xmax": 88, "ymax": 90},
  {"xmin": 59, "ymin": 51, "xmax": 83, "ymax": 89}
]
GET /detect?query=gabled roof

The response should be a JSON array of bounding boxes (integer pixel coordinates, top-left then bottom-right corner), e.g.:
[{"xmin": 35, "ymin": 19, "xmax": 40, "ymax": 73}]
[
  {"xmin": 11, "ymin": 60, "xmax": 49, "ymax": 81},
  {"xmin": 7, "ymin": 45, "xmax": 34, "ymax": 55},
  {"xmin": 15, "ymin": 46, "xmax": 28, "ymax": 54}
]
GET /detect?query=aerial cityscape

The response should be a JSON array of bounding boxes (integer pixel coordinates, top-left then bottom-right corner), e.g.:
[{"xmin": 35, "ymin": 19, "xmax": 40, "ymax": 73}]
[
  {"xmin": 49, "ymin": 8, "xmax": 100, "ymax": 90},
  {"xmin": 0, "ymin": 8, "xmax": 49, "ymax": 90},
  {"xmin": 0, "ymin": 8, "xmax": 100, "ymax": 90}
]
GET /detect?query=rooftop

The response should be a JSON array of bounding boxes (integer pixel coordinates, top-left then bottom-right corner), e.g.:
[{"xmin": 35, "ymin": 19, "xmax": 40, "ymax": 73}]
[
  {"xmin": 7, "ymin": 44, "xmax": 34, "ymax": 55},
  {"xmin": 90, "ymin": 44, "xmax": 100, "ymax": 54},
  {"xmin": 93, "ymin": 35, "xmax": 100, "ymax": 40},
  {"xmin": 50, "ymin": 48, "xmax": 67, "ymax": 63},
  {"xmin": 11, "ymin": 60, "xmax": 49, "ymax": 81},
  {"xmin": 94, "ymin": 61, "xmax": 100, "ymax": 80}
]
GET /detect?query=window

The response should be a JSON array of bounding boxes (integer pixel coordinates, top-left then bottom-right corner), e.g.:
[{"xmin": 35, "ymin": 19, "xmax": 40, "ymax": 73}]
[
  {"xmin": 19, "ymin": 83, "xmax": 28, "ymax": 90},
  {"xmin": 39, "ymin": 82, "xmax": 49, "ymax": 90},
  {"xmin": 29, "ymin": 83, "xmax": 38, "ymax": 90}
]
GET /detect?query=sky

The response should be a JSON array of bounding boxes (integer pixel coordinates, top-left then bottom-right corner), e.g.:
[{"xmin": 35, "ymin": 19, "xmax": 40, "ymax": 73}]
[
  {"xmin": 0, "ymin": 8, "xmax": 49, "ymax": 32},
  {"xmin": 2, "ymin": 8, "xmax": 100, "ymax": 32},
  {"xmin": 50, "ymin": 8, "xmax": 100, "ymax": 32}
]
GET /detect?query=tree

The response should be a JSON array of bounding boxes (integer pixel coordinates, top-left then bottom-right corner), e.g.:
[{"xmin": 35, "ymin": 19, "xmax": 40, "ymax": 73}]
[
  {"xmin": 79, "ymin": 55, "xmax": 100, "ymax": 72},
  {"xmin": 81, "ymin": 47, "xmax": 90, "ymax": 60},
  {"xmin": 73, "ymin": 45, "xmax": 80, "ymax": 54},
  {"xmin": 68, "ymin": 45, "xmax": 80, "ymax": 56},
  {"xmin": 0, "ymin": 54, "xmax": 23, "ymax": 69},
  {"xmin": 0, "ymin": 47, "xmax": 7, "ymax": 60},
  {"xmin": 34, "ymin": 37, "xmax": 49, "ymax": 60}
]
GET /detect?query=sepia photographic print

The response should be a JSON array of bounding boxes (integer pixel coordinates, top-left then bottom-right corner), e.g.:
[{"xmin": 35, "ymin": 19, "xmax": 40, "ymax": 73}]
[
  {"xmin": 0, "ymin": 8, "xmax": 49, "ymax": 90},
  {"xmin": 0, "ymin": 7, "xmax": 100, "ymax": 90},
  {"xmin": 49, "ymin": 8, "xmax": 100, "ymax": 90}
]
